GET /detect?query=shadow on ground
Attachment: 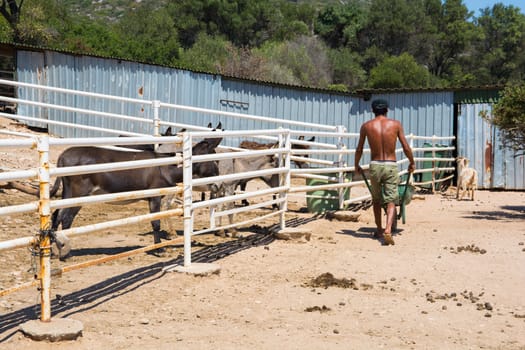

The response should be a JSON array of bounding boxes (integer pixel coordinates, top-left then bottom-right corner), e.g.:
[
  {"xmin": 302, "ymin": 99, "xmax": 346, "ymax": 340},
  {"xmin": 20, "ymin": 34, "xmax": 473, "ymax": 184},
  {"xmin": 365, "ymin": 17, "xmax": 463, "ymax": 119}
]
[
  {"xmin": 462, "ymin": 205, "xmax": 525, "ymax": 221},
  {"xmin": 0, "ymin": 215, "xmax": 322, "ymax": 341},
  {"xmin": 337, "ymin": 227, "xmax": 404, "ymax": 241}
]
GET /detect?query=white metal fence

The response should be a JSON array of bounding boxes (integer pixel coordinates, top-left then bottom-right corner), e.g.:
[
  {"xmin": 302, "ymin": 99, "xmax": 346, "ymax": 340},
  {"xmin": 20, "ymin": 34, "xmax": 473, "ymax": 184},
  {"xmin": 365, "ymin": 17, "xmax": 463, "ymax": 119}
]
[{"xmin": 0, "ymin": 78, "xmax": 456, "ymax": 324}]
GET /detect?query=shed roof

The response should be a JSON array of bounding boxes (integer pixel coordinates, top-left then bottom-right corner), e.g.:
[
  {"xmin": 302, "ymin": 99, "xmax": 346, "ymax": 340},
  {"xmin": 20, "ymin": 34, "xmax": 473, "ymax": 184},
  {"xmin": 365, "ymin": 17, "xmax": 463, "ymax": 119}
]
[{"xmin": 0, "ymin": 41, "xmax": 505, "ymax": 99}]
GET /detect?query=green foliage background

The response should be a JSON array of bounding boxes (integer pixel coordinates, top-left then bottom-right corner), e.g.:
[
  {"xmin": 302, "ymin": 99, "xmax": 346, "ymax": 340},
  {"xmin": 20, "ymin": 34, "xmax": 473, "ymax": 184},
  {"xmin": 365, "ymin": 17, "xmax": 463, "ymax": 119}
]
[
  {"xmin": 1, "ymin": 0, "xmax": 524, "ymax": 92},
  {"xmin": 490, "ymin": 83, "xmax": 525, "ymax": 153}
]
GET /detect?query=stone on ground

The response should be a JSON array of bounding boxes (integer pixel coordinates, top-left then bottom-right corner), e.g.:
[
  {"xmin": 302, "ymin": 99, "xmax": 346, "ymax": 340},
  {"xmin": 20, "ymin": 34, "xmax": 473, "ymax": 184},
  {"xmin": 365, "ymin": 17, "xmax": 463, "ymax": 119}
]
[
  {"xmin": 163, "ymin": 262, "xmax": 221, "ymax": 276},
  {"xmin": 19, "ymin": 318, "xmax": 83, "ymax": 342},
  {"xmin": 325, "ymin": 211, "xmax": 361, "ymax": 222},
  {"xmin": 274, "ymin": 228, "xmax": 312, "ymax": 242}
]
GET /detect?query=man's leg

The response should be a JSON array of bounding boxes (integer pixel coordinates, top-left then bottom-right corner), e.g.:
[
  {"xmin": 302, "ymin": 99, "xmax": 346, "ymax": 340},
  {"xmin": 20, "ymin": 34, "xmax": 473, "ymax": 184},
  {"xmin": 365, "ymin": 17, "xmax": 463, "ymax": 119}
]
[
  {"xmin": 381, "ymin": 164, "xmax": 398, "ymax": 246},
  {"xmin": 383, "ymin": 202, "xmax": 396, "ymax": 245},
  {"xmin": 369, "ymin": 164, "xmax": 384, "ymax": 239}
]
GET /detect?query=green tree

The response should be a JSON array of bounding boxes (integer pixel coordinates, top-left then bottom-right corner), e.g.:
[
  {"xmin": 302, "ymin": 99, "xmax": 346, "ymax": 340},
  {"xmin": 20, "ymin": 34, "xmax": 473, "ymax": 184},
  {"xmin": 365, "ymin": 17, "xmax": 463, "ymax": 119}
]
[
  {"xmin": 426, "ymin": 0, "xmax": 477, "ymax": 81},
  {"xmin": 253, "ymin": 41, "xmax": 299, "ymax": 85},
  {"xmin": 116, "ymin": 2, "xmax": 181, "ymax": 66},
  {"xmin": 472, "ymin": 4, "xmax": 525, "ymax": 84},
  {"xmin": 168, "ymin": 0, "xmax": 310, "ymax": 49},
  {"xmin": 314, "ymin": 2, "xmax": 367, "ymax": 49},
  {"xmin": 271, "ymin": 1, "xmax": 312, "ymax": 41},
  {"xmin": 368, "ymin": 53, "xmax": 433, "ymax": 88},
  {"xmin": 489, "ymin": 83, "xmax": 525, "ymax": 154},
  {"xmin": 258, "ymin": 36, "xmax": 332, "ymax": 87},
  {"xmin": 165, "ymin": 0, "xmax": 206, "ymax": 49},
  {"xmin": 0, "ymin": 0, "xmax": 23, "ymax": 41},
  {"xmin": 179, "ymin": 33, "xmax": 231, "ymax": 72},
  {"xmin": 0, "ymin": 0, "xmax": 66, "ymax": 45},
  {"xmin": 327, "ymin": 47, "xmax": 366, "ymax": 89},
  {"xmin": 357, "ymin": 0, "xmax": 442, "ymax": 77},
  {"xmin": 361, "ymin": 0, "xmax": 427, "ymax": 56},
  {"xmin": 49, "ymin": 14, "xmax": 121, "ymax": 56}
]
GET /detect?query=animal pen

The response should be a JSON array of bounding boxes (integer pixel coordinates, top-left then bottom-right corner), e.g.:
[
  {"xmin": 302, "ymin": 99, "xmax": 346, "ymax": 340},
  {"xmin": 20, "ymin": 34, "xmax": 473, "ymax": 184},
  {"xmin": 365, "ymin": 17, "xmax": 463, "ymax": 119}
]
[{"xmin": 0, "ymin": 79, "xmax": 455, "ymax": 333}]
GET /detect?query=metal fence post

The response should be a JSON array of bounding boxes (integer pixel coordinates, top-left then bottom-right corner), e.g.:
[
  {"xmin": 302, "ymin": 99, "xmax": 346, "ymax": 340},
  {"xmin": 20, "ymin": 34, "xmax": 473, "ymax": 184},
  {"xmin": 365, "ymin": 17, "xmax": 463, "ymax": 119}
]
[
  {"xmin": 279, "ymin": 129, "xmax": 291, "ymax": 230},
  {"xmin": 37, "ymin": 136, "xmax": 52, "ymax": 322},
  {"xmin": 182, "ymin": 131, "xmax": 193, "ymax": 267},
  {"xmin": 431, "ymin": 135, "xmax": 436, "ymax": 193},
  {"xmin": 336, "ymin": 125, "xmax": 346, "ymax": 209},
  {"xmin": 152, "ymin": 100, "xmax": 161, "ymax": 151},
  {"xmin": 409, "ymin": 133, "xmax": 414, "ymax": 176}
]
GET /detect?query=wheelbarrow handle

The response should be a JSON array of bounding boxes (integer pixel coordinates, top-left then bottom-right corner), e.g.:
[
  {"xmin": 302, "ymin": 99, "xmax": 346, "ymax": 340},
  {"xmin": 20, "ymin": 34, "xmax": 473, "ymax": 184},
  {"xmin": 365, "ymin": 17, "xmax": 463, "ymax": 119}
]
[
  {"xmin": 361, "ymin": 169, "xmax": 373, "ymax": 193},
  {"xmin": 400, "ymin": 172, "xmax": 412, "ymax": 204}
]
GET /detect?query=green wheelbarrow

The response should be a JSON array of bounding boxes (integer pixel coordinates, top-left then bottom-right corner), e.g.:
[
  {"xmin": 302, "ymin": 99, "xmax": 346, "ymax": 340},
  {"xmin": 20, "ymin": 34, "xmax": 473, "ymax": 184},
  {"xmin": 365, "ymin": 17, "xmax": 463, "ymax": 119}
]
[{"xmin": 361, "ymin": 171, "xmax": 414, "ymax": 232}]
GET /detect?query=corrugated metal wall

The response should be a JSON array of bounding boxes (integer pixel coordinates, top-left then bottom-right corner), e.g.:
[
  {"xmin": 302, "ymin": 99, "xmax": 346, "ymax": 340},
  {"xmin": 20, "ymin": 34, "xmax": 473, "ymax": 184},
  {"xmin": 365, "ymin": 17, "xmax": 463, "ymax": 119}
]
[
  {"xmin": 219, "ymin": 79, "xmax": 358, "ymax": 150},
  {"xmin": 12, "ymin": 47, "xmax": 522, "ymax": 190},
  {"xmin": 458, "ymin": 103, "xmax": 525, "ymax": 190},
  {"xmin": 17, "ymin": 50, "xmax": 222, "ymax": 137},
  {"xmin": 364, "ymin": 92, "xmax": 454, "ymax": 148},
  {"xmin": 219, "ymin": 83, "xmax": 454, "ymax": 139},
  {"xmin": 219, "ymin": 81, "xmax": 455, "ymax": 158}
]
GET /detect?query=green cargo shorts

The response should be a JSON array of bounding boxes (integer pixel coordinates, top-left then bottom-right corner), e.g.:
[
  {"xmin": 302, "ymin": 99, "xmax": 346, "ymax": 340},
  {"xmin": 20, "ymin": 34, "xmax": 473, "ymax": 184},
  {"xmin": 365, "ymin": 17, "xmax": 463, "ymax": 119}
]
[{"xmin": 369, "ymin": 162, "xmax": 399, "ymax": 204}]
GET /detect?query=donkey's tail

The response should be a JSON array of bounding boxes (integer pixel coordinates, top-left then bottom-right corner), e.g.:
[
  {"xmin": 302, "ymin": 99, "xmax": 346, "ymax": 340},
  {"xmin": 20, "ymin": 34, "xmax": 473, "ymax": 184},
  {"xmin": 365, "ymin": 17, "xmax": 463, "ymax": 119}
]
[{"xmin": 49, "ymin": 177, "xmax": 62, "ymax": 197}]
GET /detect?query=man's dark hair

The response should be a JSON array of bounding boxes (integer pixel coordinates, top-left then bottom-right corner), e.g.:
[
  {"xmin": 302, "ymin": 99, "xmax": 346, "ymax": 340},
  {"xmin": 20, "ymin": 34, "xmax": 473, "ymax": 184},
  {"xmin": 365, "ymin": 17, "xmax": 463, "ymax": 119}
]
[{"xmin": 371, "ymin": 99, "xmax": 389, "ymax": 115}]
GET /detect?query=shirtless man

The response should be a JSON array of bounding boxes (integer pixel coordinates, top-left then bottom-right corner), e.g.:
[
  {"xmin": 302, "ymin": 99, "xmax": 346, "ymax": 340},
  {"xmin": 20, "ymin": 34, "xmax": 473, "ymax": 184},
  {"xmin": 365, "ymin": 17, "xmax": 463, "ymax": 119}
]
[{"xmin": 354, "ymin": 99, "xmax": 415, "ymax": 245}]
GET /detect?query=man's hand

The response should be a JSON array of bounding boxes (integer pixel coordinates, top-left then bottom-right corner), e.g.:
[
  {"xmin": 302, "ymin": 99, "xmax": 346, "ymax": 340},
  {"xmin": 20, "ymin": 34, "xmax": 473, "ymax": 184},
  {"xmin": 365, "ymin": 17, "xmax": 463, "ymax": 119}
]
[
  {"xmin": 355, "ymin": 165, "xmax": 363, "ymax": 174},
  {"xmin": 408, "ymin": 162, "xmax": 415, "ymax": 173}
]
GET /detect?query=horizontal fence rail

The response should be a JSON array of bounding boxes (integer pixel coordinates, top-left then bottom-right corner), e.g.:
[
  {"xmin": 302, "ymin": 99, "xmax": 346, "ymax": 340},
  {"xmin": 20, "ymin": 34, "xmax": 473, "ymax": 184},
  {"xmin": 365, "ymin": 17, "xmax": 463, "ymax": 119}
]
[{"xmin": 0, "ymin": 78, "xmax": 456, "ymax": 328}]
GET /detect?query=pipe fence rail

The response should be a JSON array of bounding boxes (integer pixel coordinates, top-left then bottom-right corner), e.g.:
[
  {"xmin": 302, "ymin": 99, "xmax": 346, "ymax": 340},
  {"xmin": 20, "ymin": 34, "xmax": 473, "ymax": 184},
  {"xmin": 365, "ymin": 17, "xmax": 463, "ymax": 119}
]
[{"xmin": 0, "ymin": 78, "xmax": 456, "ymax": 331}]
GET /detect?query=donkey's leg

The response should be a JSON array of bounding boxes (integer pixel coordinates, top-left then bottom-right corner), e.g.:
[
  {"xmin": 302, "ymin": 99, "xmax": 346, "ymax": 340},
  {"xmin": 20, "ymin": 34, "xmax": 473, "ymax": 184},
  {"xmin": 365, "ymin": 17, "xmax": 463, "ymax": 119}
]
[
  {"xmin": 51, "ymin": 209, "xmax": 60, "ymax": 230},
  {"xmin": 148, "ymin": 197, "xmax": 163, "ymax": 244},
  {"xmin": 51, "ymin": 177, "xmax": 86, "ymax": 259},
  {"xmin": 268, "ymin": 174, "xmax": 280, "ymax": 210},
  {"xmin": 58, "ymin": 206, "xmax": 82, "ymax": 230},
  {"xmin": 239, "ymin": 181, "xmax": 250, "ymax": 206},
  {"xmin": 49, "ymin": 206, "xmax": 80, "ymax": 259}
]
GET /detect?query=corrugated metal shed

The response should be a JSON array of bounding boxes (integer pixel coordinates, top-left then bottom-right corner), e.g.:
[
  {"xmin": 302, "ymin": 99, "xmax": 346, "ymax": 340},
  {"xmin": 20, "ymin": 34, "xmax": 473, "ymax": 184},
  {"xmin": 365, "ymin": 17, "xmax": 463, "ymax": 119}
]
[
  {"xmin": 17, "ymin": 50, "xmax": 222, "ymax": 137},
  {"xmin": 458, "ymin": 103, "xmax": 524, "ymax": 190},
  {"xmin": 6, "ymin": 44, "xmax": 522, "ymax": 190},
  {"xmin": 219, "ymin": 78, "xmax": 358, "ymax": 151},
  {"xmin": 364, "ymin": 92, "xmax": 454, "ymax": 146},
  {"xmin": 218, "ymin": 80, "xmax": 455, "ymax": 157}
]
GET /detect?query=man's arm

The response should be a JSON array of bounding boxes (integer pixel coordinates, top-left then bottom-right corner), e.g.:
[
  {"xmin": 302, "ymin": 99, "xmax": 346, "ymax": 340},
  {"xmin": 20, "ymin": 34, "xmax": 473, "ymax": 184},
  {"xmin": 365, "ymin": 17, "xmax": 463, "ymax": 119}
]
[
  {"xmin": 354, "ymin": 124, "xmax": 366, "ymax": 173},
  {"xmin": 397, "ymin": 122, "xmax": 415, "ymax": 173}
]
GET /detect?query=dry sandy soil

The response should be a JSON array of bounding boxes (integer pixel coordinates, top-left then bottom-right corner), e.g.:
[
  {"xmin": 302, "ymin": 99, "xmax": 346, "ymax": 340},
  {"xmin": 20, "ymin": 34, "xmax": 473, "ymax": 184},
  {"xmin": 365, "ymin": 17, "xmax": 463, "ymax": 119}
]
[{"xmin": 0, "ymin": 117, "xmax": 524, "ymax": 349}]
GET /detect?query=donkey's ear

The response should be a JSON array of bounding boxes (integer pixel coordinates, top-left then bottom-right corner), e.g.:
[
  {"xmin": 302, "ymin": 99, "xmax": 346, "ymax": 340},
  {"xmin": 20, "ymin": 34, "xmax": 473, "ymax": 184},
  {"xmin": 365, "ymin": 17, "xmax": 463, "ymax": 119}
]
[
  {"xmin": 207, "ymin": 122, "xmax": 212, "ymax": 129},
  {"xmin": 216, "ymin": 121, "xmax": 223, "ymax": 130},
  {"xmin": 164, "ymin": 127, "xmax": 173, "ymax": 136},
  {"xmin": 308, "ymin": 136, "xmax": 315, "ymax": 142},
  {"xmin": 298, "ymin": 135, "xmax": 305, "ymax": 140}
]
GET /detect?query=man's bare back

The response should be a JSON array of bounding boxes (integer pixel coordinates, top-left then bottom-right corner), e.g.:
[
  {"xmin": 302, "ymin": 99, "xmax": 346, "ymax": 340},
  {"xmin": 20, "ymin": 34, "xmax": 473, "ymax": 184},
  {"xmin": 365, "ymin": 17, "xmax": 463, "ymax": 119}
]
[
  {"xmin": 361, "ymin": 117, "xmax": 402, "ymax": 162},
  {"xmin": 354, "ymin": 113, "xmax": 414, "ymax": 172}
]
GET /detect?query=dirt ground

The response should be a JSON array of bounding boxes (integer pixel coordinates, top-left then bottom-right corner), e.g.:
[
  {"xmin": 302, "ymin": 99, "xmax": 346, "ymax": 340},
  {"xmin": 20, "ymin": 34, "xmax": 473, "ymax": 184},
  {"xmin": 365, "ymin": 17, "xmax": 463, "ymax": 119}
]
[{"xmin": 1, "ymin": 117, "xmax": 524, "ymax": 349}]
